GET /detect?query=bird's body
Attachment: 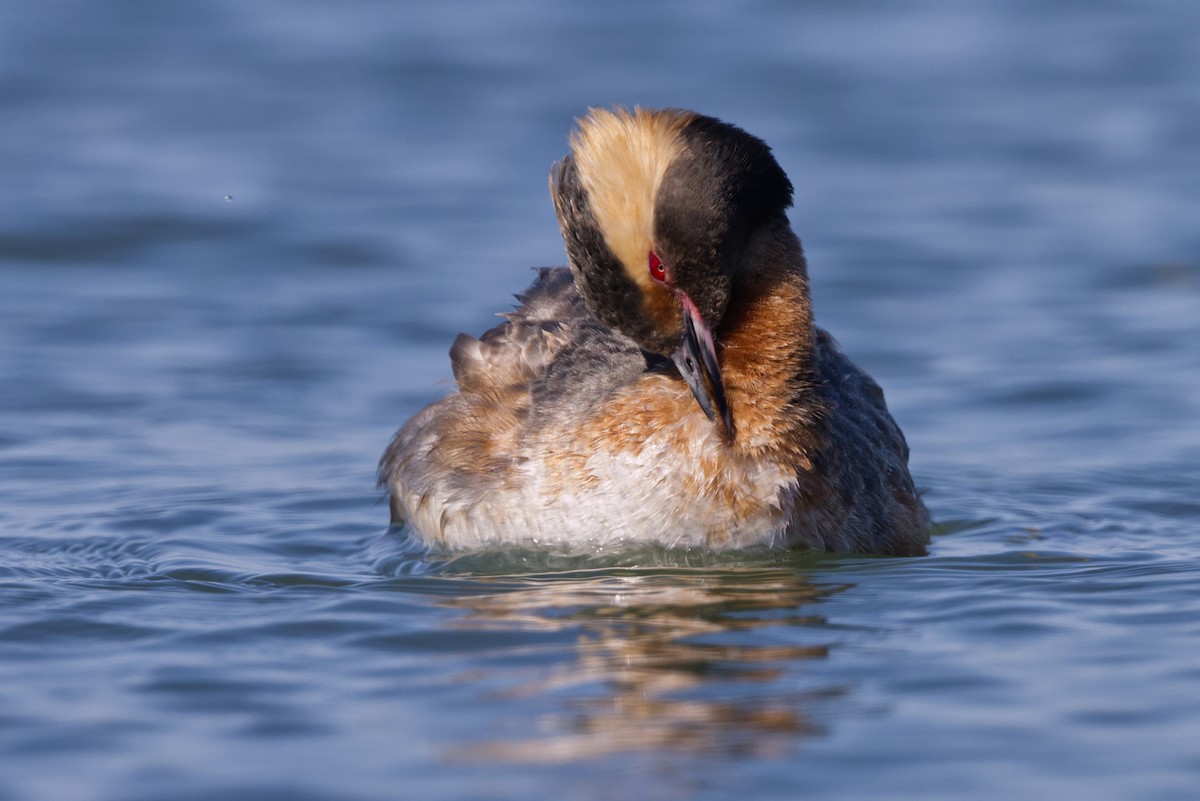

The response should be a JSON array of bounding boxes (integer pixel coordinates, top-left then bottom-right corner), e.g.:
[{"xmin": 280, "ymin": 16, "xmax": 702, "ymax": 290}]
[{"xmin": 381, "ymin": 108, "xmax": 929, "ymax": 555}]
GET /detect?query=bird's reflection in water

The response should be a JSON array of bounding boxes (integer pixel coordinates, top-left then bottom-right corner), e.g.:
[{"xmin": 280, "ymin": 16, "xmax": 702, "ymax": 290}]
[{"xmin": 438, "ymin": 557, "xmax": 851, "ymax": 762}]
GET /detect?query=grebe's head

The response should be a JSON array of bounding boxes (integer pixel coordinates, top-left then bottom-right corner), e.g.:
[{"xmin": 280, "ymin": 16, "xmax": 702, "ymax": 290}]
[{"xmin": 550, "ymin": 107, "xmax": 794, "ymax": 431}]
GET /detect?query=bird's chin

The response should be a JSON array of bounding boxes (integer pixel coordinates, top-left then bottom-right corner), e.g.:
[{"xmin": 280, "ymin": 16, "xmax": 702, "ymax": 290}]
[{"xmin": 671, "ymin": 296, "xmax": 733, "ymax": 436}]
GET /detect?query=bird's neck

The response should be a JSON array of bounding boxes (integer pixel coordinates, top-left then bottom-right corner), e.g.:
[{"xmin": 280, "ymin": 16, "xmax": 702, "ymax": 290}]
[{"xmin": 718, "ymin": 220, "xmax": 821, "ymax": 452}]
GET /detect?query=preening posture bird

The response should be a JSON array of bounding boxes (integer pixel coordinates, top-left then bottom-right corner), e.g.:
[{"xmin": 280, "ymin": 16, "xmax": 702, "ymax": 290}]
[{"xmin": 380, "ymin": 107, "xmax": 929, "ymax": 555}]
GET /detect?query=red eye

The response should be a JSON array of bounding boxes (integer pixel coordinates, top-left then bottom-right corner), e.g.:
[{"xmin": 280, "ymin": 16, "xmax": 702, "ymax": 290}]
[{"xmin": 648, "ymin": 251, "xmax": 667, "ymax": 283}]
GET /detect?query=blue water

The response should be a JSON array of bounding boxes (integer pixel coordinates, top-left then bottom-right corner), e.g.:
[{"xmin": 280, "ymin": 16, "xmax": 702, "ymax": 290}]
[{"xmin": 3, "ymin": 1, "xmax": 1200, "ymax": 799}]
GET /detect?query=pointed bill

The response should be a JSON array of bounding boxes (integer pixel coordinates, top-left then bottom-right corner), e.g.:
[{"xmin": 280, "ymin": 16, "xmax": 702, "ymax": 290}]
[{"xmin": 671, "ymin": 296, "xmax": 733, "ymax": 435}]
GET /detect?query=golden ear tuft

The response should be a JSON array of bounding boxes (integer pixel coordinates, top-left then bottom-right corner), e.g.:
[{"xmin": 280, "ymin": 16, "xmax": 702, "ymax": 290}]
[{"xmin": 568, "ymin": 107, "xmax": 694, "ymax": 292}]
